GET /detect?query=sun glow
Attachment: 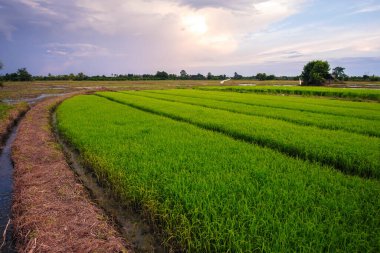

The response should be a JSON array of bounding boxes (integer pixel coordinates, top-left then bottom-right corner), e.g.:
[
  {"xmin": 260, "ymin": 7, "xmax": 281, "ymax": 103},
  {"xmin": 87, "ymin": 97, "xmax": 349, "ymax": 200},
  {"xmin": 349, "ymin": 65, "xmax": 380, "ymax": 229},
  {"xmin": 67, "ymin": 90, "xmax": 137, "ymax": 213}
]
[{"xmin": 182, "ymin": 15, "xmax": 208, "ymax": 35}]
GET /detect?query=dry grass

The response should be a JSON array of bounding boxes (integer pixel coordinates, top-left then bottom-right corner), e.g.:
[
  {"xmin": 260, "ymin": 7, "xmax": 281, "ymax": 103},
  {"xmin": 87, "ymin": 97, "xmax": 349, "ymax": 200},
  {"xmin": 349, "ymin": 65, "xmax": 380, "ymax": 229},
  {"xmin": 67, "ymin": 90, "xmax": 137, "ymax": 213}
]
[{"xmin": 11, "ymin": 95, "xmax": 129, "ymax": 253}]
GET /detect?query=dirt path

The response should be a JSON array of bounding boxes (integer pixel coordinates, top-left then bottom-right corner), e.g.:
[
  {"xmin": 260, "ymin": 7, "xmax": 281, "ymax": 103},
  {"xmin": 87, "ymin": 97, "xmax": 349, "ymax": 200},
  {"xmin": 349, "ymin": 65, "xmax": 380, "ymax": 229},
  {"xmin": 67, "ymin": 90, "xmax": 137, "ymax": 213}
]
[{"xmin": 11, "ymin": 95, "xmax": 129, "ymax": 252}]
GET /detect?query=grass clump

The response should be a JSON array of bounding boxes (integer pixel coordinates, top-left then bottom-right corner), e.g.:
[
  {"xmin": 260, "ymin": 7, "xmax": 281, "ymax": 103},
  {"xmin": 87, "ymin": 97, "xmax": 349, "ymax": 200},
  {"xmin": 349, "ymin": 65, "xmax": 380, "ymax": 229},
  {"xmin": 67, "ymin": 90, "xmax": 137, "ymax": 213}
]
[{"xmin": 0, "ymin": 102, "xmax": 13, "ymax": 121}]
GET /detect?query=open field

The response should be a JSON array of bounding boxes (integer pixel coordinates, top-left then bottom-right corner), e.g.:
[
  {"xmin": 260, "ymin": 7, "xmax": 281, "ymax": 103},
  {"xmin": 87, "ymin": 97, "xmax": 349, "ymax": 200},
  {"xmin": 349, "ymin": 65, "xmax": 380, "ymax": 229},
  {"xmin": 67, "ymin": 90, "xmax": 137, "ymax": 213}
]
[
  {"xmin": 1, "ymin": 80, "xmax": 379, "ymax": 101},
  {"xmin": 56, "ymin": 91, "xmax": 380, "ymax": 252},
  {"xmin": 198, "ymin": 85, "xmax": 380, "ymax": 101},
  {"xmin": 126, "ymin": 90, "xmax": 380, "ymax": 137},
  {"xmin": 98, "ymin": 91, "xmax": 380, "ymax": 179},
  {"xmin": 147, "ymin": 89, "xmax": 380, "ymax": 120},
  {"xmin": 0, "ymin": 80, "xmax": 220, "ymax": 101}
]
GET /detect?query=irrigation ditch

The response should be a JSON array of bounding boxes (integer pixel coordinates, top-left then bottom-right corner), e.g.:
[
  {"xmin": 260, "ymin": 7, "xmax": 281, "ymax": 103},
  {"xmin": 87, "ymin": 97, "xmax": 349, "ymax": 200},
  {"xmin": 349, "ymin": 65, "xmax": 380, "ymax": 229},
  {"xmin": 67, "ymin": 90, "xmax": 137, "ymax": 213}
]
[
  {"xmin": 0, "ymin": 91, "xmax": 167, "ymax": 252},
  {"xmin": 0, "ymin": 124, "xmax": 19, "ymax": 252},
  {"xmin": 51, "ymin": 104, "xmax": 165, "ymax": 253},
  {"xmin": 0, "ymin": 104, "xmax": 30, "ymax": 252}
]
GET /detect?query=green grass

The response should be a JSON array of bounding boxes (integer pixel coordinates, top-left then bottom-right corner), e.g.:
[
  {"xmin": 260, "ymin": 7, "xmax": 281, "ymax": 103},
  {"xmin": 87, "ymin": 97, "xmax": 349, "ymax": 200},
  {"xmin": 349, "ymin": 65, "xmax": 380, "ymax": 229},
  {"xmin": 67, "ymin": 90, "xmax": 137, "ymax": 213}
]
[
  {"xmin": 56, "ymin": 94, "xmax": 380, "ymax": 252},
  {"xmin": 126, "ymin": 90, "xmax": 380, "ymax": 137},
  {"xmin": 197, "ymin": 85, "xmax": 380, "ymax": 101},
  {"xmin": 0, "ymin": 102, "xmax": 12, "ymax": 121},
  {"xmin": 147, "ymin": 89, "xmax": 380, "ymax": 120},
  {"xmin": 97, "ymin": 91, "xmax": 380, "ymax": 179}
]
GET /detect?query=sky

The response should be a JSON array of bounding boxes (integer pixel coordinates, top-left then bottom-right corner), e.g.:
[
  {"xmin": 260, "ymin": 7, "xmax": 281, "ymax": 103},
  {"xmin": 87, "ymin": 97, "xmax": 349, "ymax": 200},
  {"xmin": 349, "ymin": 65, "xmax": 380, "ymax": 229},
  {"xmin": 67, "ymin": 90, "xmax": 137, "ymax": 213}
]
[{"xmin": 0, "ymin": 0, "xmax": 380, "ymax": 77}]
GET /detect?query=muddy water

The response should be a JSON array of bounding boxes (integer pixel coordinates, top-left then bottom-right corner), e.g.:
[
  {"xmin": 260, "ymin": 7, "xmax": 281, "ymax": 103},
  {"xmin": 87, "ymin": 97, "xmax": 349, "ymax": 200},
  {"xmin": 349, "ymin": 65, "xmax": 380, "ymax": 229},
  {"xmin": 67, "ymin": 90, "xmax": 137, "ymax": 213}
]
[
  {"xmin": 52, "ymin": 114, "xmax": 166, "ymax": 253},
  {"xmin": 1, "ymin": 93, "xmax": 68, "ymax": 105},
  {"xmin": 0, "ymin": 125, "xmax": 18, "ymax": 253}
]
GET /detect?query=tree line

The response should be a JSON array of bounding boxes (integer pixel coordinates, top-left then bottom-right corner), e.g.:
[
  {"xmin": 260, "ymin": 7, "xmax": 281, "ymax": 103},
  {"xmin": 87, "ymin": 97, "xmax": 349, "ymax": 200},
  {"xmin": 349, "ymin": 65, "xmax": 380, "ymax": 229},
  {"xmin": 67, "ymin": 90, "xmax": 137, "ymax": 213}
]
[
  {"xmin": 1, "ymin": 62, "xmax": 379, "ymax": 84},
  {"xmin": 0, "ymin": 68, "xmax": 297, "ymax": 82}
]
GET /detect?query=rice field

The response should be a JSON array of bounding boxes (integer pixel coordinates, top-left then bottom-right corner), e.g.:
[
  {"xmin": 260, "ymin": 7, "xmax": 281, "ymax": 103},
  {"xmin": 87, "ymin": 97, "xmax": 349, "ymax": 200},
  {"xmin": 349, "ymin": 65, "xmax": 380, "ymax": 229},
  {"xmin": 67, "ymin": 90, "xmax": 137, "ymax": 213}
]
[
  {"xmin": 56, "ymin": 90, "xmax": 380, "ymax": 252},
  {"xmin": 197, "ymin": 85, "xmax": 380, "ymax": 101}
]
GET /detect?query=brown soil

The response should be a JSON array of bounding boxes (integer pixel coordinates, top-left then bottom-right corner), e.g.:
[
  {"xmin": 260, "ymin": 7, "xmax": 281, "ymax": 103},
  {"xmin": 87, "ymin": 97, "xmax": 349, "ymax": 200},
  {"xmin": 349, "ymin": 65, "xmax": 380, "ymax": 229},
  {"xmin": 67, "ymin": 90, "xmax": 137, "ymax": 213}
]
[{"xmin": 11, "ymin": 95, "xmax": 129, "ymax": 252}]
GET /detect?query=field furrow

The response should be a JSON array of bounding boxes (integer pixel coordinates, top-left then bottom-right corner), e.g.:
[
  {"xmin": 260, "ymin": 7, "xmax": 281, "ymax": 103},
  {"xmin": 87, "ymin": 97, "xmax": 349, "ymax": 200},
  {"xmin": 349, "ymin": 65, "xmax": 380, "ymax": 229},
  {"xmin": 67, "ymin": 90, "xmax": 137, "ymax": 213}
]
[
  {"xmin": 125, "ymin": 90, "xmax": 380, "ymax": 137},
  {"xmin": 97, "ymin": 91, "xmax": 380, "ymax": 179},
  {"xmin": 56, "ymin": 94, "xmax": 380, "ymax": 252},
  {"xmin": 150, "ymin": 89, "xmax": 380, "ymax": 120},
  {"xmin": 197, "ymin": 85, "xmax": 380, "ymax": 102}
]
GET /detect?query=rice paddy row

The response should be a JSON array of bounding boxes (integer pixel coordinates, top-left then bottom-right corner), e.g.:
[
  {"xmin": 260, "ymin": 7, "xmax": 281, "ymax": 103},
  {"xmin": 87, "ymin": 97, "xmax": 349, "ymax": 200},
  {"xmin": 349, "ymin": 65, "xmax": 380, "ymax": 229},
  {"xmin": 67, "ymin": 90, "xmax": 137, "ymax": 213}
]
[
  {"xmin": 197, "ymin": 85, "xmax": 380, "ymax": 101},
  {"xmin": 146, "ymin": 89, "xmax": 380, "ymax": 120},
  {"xmin": 56, "ymin": 94, "xmax": 380, "ymax": 252},
  {"xmin": 97, "ymin": 91, "xmax": 380, "ymax": 179},
  {"xmin": 124, "ymin": 90, "xmax": 380, "ymax": 137}
]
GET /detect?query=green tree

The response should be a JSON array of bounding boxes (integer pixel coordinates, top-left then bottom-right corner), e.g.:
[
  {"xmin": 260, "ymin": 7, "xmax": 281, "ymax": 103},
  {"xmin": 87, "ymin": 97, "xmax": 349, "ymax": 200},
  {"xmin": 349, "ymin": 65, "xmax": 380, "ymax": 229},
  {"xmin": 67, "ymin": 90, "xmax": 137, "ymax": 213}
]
[
  {"xmin": 332, "ymin": 66, "xmax": 346, "ymax": 81},
  {"xmin": 17, "ymin": 68, "xmax": 32, "ymax": 81},
  {"xmin": 180, "ymin": 70, "xmax": 188, "ymax": 79},
  {"xmin": 256, "ymin": 73, "xmax": 267, "ymax": 80},
  {"xmin": 301, "ymin": 60, "xmax": 330, "ymax": 86},
  {"xmin": 155, "ymin": 71, "xmax": 169, "ymax": 80},
  {"xmin": 234, "ymin": 72, "xmax": 242, "ymax": 79},
  {"xmin": 74, "ymin": 72, "xmax": 88, "ymax": 81}
]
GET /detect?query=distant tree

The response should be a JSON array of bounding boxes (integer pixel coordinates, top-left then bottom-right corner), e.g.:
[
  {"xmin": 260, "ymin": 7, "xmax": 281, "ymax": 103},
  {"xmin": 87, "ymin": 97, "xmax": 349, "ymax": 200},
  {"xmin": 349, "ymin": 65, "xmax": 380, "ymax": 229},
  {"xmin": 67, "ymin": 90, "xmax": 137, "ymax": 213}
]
[
  {"xmin": 266, "ymin": 74, "xmax": 276, "ymax": 80},
  {"xmin": 332, "ymin": 66, "xmax": 346, "ymax": 81},
  {"xmin": 256, "ymin": 73, "xmax": 267, "ymax": 81},
  {"xmin": 17, "ymin": 68, "xmax": 32, "ymax": 81},
  {"xmin": 74, "ymin": 72, "xmax": 88, "ymax": 81},
  {"xmin": 233, "ymin": 72, "xmax": 243, "ymax": 79},
  {"xmin": 207, "ymin": 72, "xmax": 213, "ymax": 80},
  {"xmin": 155, "ymin": 71, "xmax": 169, "ymax": 80},
  {"xmin": 362, "ymin": 74, "xmax": 370, "ymax": 81},
  {"xmin": 180, "ymin": 70, "xmax": 188, "ymax": 79},
  {"xmin": 190, "ymin": 73, "xmax": 206, "ymax": 80},
  {"xmin": 301, "ymin": 60, "xmax": 330, "ymax": 86}
]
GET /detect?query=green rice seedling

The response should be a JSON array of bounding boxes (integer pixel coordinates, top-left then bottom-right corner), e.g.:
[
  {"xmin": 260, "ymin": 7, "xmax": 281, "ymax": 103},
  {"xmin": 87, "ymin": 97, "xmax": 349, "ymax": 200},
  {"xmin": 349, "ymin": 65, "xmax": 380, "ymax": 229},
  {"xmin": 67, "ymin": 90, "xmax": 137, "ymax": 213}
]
[
  {"xmin": 56, "ymin": 94, "xmax": 380, "ymax": 252},
  {"xmin": 148, "ymin": 89, "xmax": 380, "ymax": 120},
  {"xmin": 98, "ymin": 91, "xmax": 380, "ymax": 179},
  {"xmin": 163, "ymin": 88, "xmax": 380, "ymax": 111},
  {"xmin": 197, "ymin": 85, "xmax": 380, "ymax": 101},
  {"xmin": 126, "ymin": 90, "xmax": 380, "ymax": 137}
]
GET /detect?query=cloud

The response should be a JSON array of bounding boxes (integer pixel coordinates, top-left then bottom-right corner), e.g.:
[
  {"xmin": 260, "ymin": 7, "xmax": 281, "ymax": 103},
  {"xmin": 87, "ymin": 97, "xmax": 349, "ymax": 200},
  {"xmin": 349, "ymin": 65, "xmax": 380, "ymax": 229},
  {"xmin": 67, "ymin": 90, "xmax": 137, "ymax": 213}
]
[
  {"xmin": 17, "ymin": 0, "xmax": 59, "ymax": 16},
  {"xmin": 45, "ymin": 43, "xmax": 108, "ymax": 58},
  {"xmin": 1, "ymin": 0, "xmax": 379, "ymax": 76},
  {"xmin": 178, "ymin": 0, "xmax": 265, "ymax": 10},
  {"xmin": 352, "ymin": 3, "xmax": 380, "ymax": 14}
]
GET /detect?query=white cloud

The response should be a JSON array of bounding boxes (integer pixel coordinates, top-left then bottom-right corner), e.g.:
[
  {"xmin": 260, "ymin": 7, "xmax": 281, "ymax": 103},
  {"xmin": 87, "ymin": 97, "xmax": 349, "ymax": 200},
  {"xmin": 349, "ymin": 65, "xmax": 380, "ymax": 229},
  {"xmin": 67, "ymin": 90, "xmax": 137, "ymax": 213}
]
[
  {"xmin": 352, "ymin": 4, "xmax": 380, "ymax": 14},
  {"xmin": 17, "ymin": 0, "xmax": 59, "ymax": 16},
  {"xmin": 1, "ymin": 0, "xmax": 380, "ymax": 75},
  {"xmin": 45, "ymin": 43, "xmax": 108, "ymax": 58}
]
